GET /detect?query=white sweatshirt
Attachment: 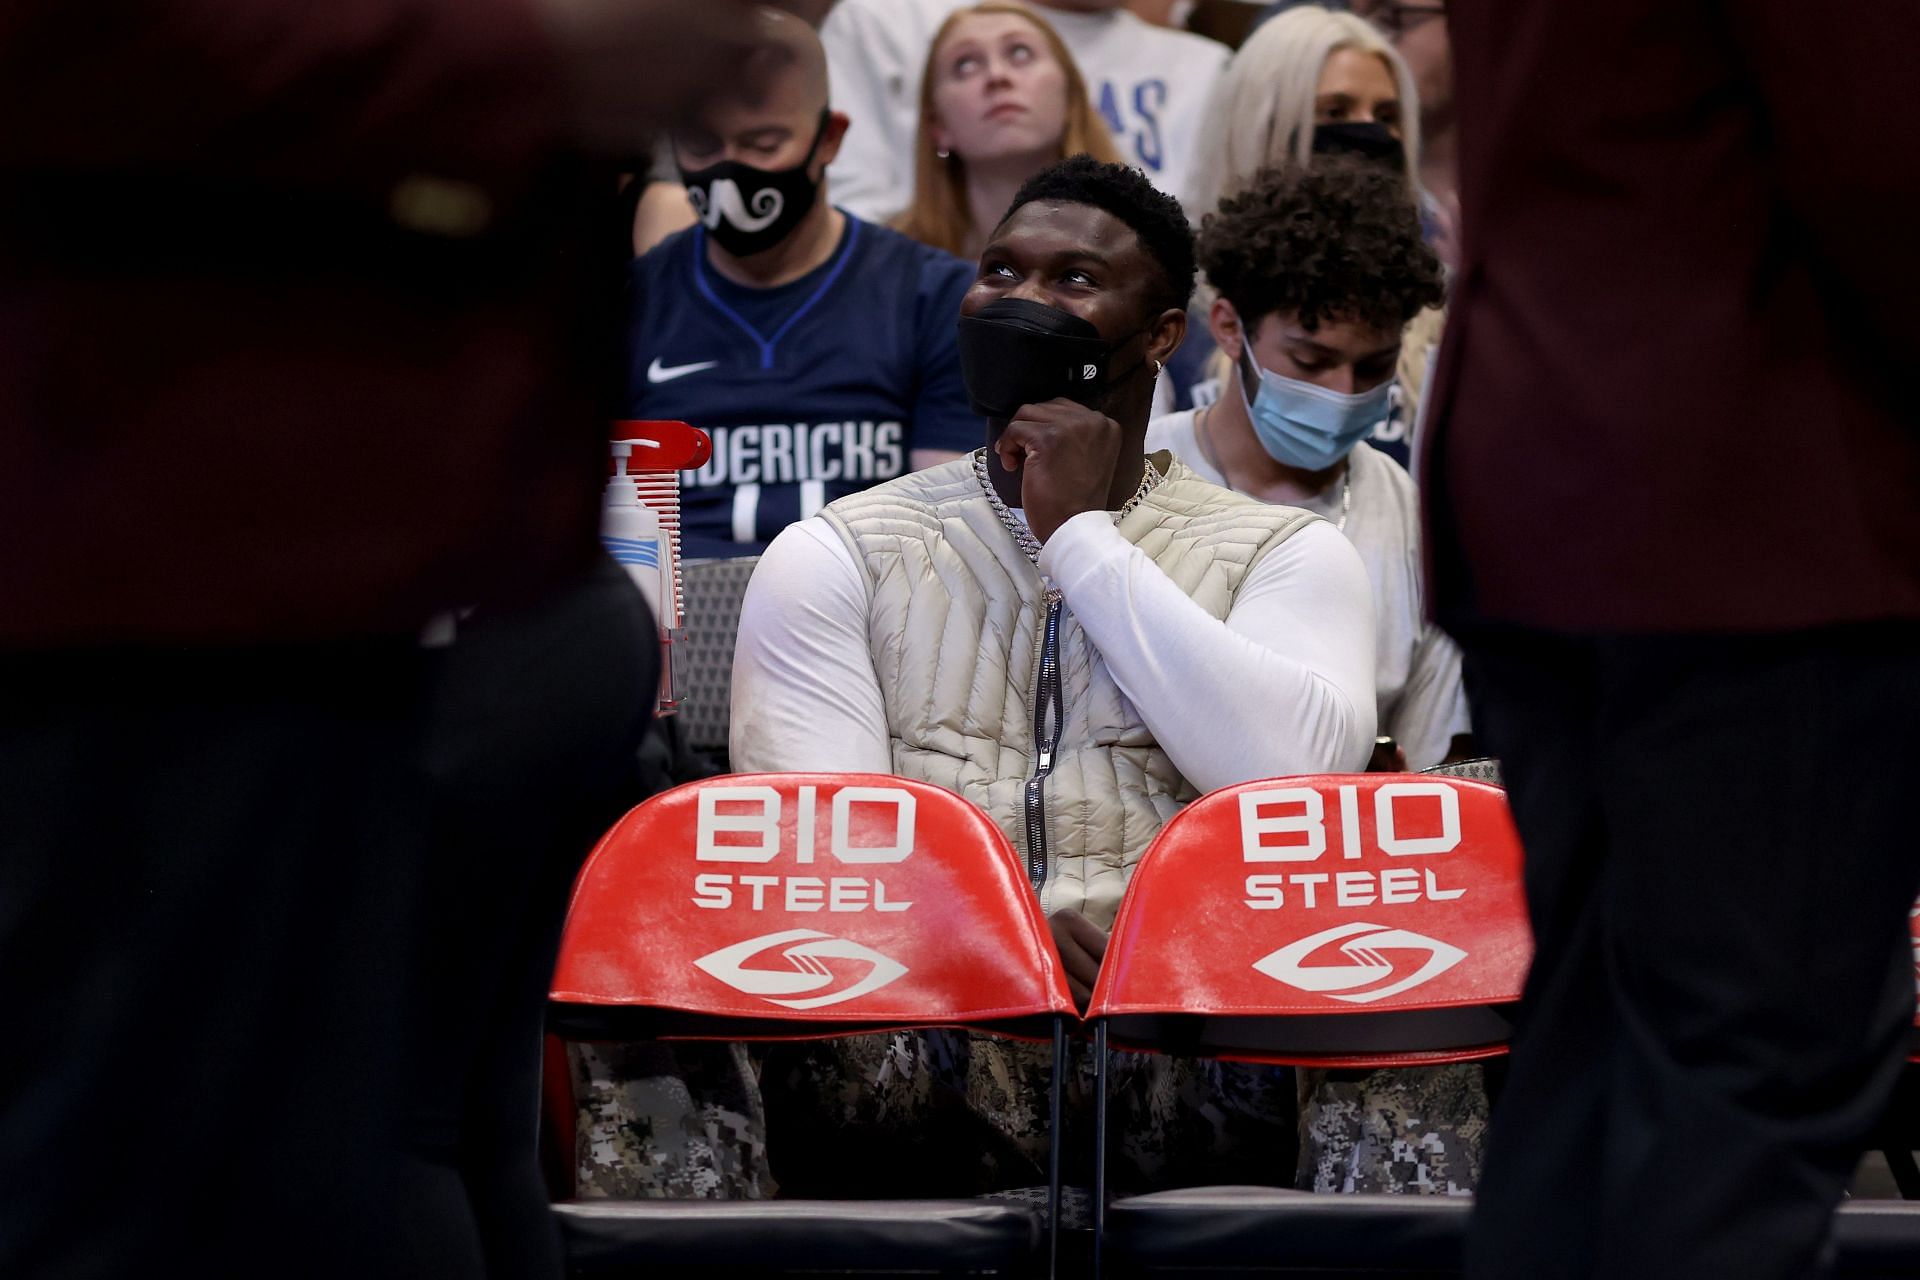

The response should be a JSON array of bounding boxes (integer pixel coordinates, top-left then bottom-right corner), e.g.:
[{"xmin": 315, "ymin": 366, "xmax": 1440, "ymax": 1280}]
[
  {"xmin": 821, "ymin": 0, "xmax": 1230, "ymax": 220},
  {"xmin": 730, "ymin": 504, "xmax": 1378, "ymax": 791}
]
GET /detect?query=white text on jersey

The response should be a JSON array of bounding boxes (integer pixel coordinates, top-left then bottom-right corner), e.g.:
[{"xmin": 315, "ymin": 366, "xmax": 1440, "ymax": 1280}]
[{"xmin": 681, "ymin": 422, "xmax": 906, "ymax": 488}]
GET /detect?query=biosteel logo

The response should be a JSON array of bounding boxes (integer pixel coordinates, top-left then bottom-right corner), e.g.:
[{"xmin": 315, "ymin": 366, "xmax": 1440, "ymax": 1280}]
[
  {"xmin": 1253, "ymin": 922, "xmax": 1467, "ymax": 1004},
  {"xmin": 689, "ymin": 784, "xmax": 917, "ymax": 915},
  {"xmin": 1240, "ymin": 781, "xmax": 1466, "ymax": 912},
  {"xmin": 694, "ymin": 929, "xmax": 909, "ymax": 1010}
]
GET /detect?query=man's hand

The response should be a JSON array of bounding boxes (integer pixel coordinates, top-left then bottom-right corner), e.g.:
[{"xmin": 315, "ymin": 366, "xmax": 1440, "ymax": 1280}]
[
  {"xmin": 994, "ymin": 399, "xmax": 1123, "ymax": 544},
  {"xmin": 1049, "ymin": 907, "xmax": 1108, "ymax": 1013}
]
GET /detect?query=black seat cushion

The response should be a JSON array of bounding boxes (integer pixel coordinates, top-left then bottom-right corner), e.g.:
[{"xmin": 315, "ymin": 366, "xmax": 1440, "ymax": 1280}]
[
  {"xmin": 554, "ymin": 1198, "xmax": 1042, "ymax": 1276},
  {"xmin": 1834, "ymin": 1202, "xmax": 1920, "ymax": 1277},
  {"xmin": 1104, "ymin": 1187, "xmax": 1920, "ymax": 1278},
  {"xmin": 1104, "ymin": 1187, "xmax": 1468, "ymax": 1277}
]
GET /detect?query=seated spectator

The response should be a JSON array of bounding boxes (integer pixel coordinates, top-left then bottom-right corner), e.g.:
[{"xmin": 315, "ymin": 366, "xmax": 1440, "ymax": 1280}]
[
  {"xmin": 625, "ymin": 9, "xmax": 979, "ymax": 558},
  {"xmin": 1187, "ymin": 3, "xmax": 1420, "ymax": 213},
  {"xmin": 1151, "ymin": 158, "xmax": 1462, "ymax": 770},
  {"xmin": 1344, "ymin": 0, "xmax": 1458, "ymax": 217},
  {"xmin": 822, "ymin": 0, "xmax": 1229, "ymax": 219},
  {"xmin": 732, "ymin": 155, "xmax": 1376, "ymax": 1198},
  {"xmin": 1165, "ymin": 4, "xmax": 1443, "ymax": 459},
  {"xmin": 1150, "ymin": 157, "xmax": 1484, "ymax": 1195},
  {"xmin": 893, "ymin": 2, "xmax": 1121, "ymax": 260},
  {"xmin": 621, "ymin": 2, "xmax": 848, "ymax": 259}
]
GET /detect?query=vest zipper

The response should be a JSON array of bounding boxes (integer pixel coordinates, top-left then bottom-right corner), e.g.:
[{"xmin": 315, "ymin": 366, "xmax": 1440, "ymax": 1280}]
[{"xmin": 1023, "ymin": 589, "xmax": 1065, "ymax": 900}]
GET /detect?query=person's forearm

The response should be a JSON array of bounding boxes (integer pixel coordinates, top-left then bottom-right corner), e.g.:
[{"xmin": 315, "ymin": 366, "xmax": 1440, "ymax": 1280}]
[
  {"xmin": 1038, "ymin": 513, "xmax": 1376, "ymax": 792},
  {"xmin": 1392, "ymin": 625, "xmax": 1472, "ymax": 772}
]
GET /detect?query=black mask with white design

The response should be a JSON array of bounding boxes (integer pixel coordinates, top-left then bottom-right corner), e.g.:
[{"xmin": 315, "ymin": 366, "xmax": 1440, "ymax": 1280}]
[{"xmin": 679, "ymin": 109, "xmax": 830, "ymax": 258}]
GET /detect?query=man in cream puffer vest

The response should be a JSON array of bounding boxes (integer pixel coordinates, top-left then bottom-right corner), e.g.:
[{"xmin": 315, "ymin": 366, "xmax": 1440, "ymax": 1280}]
[{"xmin": 731, "ymin": 157, "xmax": 1377, "ymax": 1197}]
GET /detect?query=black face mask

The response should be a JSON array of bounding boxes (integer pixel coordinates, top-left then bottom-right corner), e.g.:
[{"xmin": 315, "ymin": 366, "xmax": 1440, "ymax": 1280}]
[
  {"xmin": 1311, "ymin": 120, "xmax": 1406, "ymax": 171},
  {"xmin": 679, "ymin": 110, "xmax": 830, "ymax": 257},
  {"xmin": 956, "ymin": 298, "xmax": 1142, "ymax": 420}
]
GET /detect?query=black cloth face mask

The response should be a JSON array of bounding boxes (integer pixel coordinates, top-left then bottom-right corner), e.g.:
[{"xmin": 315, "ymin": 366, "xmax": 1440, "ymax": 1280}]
[
  {"xmin": 679, "ymin": 110, "xmax": 830, "ymax": 257},
  {"xmin": 1311, "ymin": 120, "xmax": 1407, "ymax": 171},
  {"xmin": 956, "ymin": 297, "xmax": 1137, "ymax": 420}
]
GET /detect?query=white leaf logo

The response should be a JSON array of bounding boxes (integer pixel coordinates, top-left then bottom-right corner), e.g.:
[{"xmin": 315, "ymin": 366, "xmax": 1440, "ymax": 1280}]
[
  {"xmin": 1253, "ymin": 922, "xmax": 1466, "ymax": 1004},
  {"xmin": 1081, "ymin": 364, "xmax": 1098, "ymax": 381},
  {"xmin": 694, "ymin": 929, "xmax": 908, "ymax": 1010}
]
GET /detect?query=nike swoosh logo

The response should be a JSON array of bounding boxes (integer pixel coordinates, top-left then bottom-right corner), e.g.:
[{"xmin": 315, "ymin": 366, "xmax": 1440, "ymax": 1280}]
[{"xmin": 647, "ymin": 357, "xmax": 719, "ymax": 384}]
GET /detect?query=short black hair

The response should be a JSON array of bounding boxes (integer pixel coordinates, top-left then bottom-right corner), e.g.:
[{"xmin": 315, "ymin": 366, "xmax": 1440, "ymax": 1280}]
[
  {"xmin": 998, "ymin": 154, "xmax": 1197, "ymax": 315},
  {"xmin": 1198, "ymin": 158, "xmax": 1444, "ymax": 336}
]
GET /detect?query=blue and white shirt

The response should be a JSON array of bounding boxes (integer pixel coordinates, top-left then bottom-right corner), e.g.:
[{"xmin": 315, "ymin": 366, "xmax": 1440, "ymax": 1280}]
[{"xmin": 626, "ymin": 214, "xmax": 979, "ymax": 558}]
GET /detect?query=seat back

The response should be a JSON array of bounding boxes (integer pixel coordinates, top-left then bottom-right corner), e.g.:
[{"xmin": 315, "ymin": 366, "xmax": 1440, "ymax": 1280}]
[
  {"xmin": 674, "ymin": 557, "xmax": 760, "ymax": 754},
  {"xmin": 547, "ymin": 775, "xmax": 1078, "ymax": 1272},
  {"xmin": 1087, "ymin": 773, "xmax": 1531, "ymax": 1067},
  {"xmin": 551, "ymin": 773, "xmax": 1076, "ymax": 1041}
]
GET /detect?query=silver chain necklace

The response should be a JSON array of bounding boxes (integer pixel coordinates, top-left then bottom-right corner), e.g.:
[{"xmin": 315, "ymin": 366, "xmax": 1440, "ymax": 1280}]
[{"xmin": 970, "ymin": 447, "xmax": 1162, "ymax": 567}]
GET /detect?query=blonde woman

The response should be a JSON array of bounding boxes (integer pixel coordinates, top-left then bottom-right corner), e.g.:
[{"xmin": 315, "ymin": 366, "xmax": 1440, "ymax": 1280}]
[
  {"xmin": 1174, "ymin": 4, "xmax": 1443, "ymax": 447},
  {"xmin": 1185, "ymin": 4, "xmax": 1421, "ymax": 214},
  {"xmin": 893, "ymin": 2, "xmax": 1121, "ymax": 260}
]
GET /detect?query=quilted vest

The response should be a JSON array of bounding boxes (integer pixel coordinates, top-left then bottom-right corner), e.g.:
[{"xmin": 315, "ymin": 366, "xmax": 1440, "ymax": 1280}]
[{"xmin": 820, "ymin": 453, "xmax": 1316, "ymax": 929}]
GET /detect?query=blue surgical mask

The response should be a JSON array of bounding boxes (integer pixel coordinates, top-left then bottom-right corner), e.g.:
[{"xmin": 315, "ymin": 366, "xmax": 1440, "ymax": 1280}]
[{"xmin": 1234, "ymin": 340, "xmax": 1394, "ymax": 472}]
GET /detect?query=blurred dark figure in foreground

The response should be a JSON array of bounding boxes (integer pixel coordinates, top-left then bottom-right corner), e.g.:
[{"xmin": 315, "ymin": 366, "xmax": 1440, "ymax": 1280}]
[
  {"xmin": 0, "ymin": 1, "xmax": 752, "ymax": 1275},
  {"xmin": 1426, "ymin": 5, "xmax": 1920, "ymax": 1278}
]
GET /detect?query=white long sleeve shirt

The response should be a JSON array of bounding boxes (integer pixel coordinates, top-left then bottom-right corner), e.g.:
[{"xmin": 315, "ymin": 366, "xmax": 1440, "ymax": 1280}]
[
  {"xmin": 1145, "ymin": 416, "xmax": 1472, "ymax": 770},
  {"xmin": 730, "ymin": 506, "xmax": 1377, "ymax": 790}
]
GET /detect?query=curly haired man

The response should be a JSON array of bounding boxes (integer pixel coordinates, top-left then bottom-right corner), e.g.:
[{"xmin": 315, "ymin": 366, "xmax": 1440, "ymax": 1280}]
[{"xmin": 1151, "ymin": 156, "xmax": 1463, "ymax": 773}]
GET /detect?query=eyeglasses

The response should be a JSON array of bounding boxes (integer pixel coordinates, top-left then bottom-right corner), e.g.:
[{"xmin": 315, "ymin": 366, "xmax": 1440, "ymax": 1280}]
[{"xmin": 1365, "ymin": 1, "xmax": 1445, "ymax": 37}]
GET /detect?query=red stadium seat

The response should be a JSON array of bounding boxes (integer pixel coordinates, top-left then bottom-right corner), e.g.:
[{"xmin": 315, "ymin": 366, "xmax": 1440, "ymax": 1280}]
[
  {"xmin": 546, "ymin": 773, "xmax": 1078, "ymax": 1278},
  {"xmin": 1090, "ymin": 773, "xmax": 1530, "ymax": 1066},
  {"xmin": 1086, "ymin": 774, "xmax": 1920, "ymax": 1276},
  {"xmin": 1085, "ymin": 773, "xmax": 1527, "ymax": 1277}
]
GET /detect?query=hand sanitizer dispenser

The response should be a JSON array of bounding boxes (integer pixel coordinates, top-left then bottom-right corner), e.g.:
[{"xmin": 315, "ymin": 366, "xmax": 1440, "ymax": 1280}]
[
  {"xmin": 603, "ymin": 421, "xmax": 708, "ymax": 716},
  {"xmin": 603, "ymin": 438, "xmax": 674, "ymax": 626}
]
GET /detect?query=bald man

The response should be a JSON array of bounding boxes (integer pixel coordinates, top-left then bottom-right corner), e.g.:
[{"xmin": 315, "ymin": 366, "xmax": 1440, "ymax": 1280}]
[{"xmin": 625, "ymin": 8, "xmax": 979, "ymax": 558}]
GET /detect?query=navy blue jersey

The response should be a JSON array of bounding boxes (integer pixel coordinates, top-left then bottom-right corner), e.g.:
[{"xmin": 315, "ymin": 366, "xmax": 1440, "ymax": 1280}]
[{"xmin": 626, "ymin": 214, "xmax": 980, "ymax": 558}]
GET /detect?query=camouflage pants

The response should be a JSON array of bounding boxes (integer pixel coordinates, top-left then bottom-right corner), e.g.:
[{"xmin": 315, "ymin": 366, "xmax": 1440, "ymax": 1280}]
[
  {"xmin": 760, "ymin": 1031, "xmax": 1298, "ymax": 1200},
  {"xmin": 571, "ymin": 1041, "xmax": 774, "ymax": 1199},
  {"xmin": 1295, "ymin": 1064, "xmax": 1488, "ymax": 1194},
  {"xmin": 569, "ymin": 1040, "xmax": 1486, "ymax": 1202}
]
